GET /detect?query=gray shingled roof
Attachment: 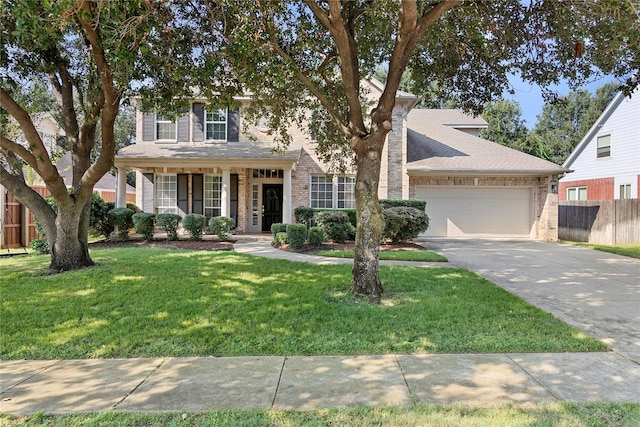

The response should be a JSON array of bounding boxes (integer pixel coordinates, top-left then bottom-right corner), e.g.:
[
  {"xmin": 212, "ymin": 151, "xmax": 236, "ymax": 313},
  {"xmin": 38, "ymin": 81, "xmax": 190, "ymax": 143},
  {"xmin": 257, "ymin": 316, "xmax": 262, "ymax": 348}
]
[
  {"xmin": 53, "ymin": 152, "xmax": 135, "ymax": 192},
  {"xmin": 407, "ymin": 110, "xmax": 569, "ymax": 175},
  {"xmin": 116, "ymin": 142, "xmax": 302, "ymax": 162}
]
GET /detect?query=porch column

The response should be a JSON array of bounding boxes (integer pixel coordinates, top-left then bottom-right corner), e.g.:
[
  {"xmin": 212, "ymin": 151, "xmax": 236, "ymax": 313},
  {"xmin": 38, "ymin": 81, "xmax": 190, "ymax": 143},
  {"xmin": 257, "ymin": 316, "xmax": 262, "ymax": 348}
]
[
  {"xmin": 283, "ymin": 168, "xmax": 292, "ymax": 223},
  {"xmin": 116, "ymin": 166, "xmax": 127, "ymax": 208},
  {"xmin": 221, "ymin": 168, "xmax": 231, "ymax": 217}
]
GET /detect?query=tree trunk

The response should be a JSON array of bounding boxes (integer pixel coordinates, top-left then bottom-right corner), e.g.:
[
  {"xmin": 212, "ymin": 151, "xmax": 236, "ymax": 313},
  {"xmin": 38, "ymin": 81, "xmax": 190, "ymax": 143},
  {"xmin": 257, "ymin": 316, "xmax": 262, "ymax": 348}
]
[
  {"xmin": 48, "ymin": 199, "xmax": 94, "ymax": 273},
  {"xmin": 350, "ymin": 135, "xmax": 386, "ymax": 304}
]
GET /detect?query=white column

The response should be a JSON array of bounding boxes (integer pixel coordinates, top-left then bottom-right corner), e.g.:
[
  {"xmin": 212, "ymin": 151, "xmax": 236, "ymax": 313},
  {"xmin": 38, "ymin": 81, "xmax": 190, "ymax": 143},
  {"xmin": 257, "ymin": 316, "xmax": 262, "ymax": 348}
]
[
  {"xmin": 221, "ymin": 169, "xmax": 230, "ymax": 217},
  {"xmin": 116, "ymin": 166, "xmax": 127, "ymax": 208},
  {"xmin": 283, "ymin": 168, "xmax": 292, "ymax": 223}
]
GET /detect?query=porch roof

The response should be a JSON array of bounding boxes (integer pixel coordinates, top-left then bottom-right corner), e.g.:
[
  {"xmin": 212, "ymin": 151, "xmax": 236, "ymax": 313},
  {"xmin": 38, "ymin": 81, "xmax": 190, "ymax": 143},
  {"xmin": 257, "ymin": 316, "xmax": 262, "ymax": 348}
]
[{"xmin": 115, "ymin": 142, "xmax": 302, "ymax": 170}]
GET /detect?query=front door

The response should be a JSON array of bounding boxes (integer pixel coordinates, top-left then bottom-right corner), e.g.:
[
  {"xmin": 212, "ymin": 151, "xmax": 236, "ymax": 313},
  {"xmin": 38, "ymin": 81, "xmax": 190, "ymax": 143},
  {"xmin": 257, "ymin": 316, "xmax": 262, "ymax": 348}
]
[{"xmin": 262, "ymin": 184, "xmax": 283, "ymax": 232}]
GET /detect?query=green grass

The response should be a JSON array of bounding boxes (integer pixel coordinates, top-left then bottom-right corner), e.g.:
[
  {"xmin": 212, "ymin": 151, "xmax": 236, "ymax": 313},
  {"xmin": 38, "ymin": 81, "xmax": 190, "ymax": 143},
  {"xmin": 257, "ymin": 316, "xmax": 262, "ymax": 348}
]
[
  {"xmin": 2, "ymin": 403, "xmax": 638, "ymax": 426},
  {"xmin": 0, "ymin": 246, "xmax": 607, "ymax": 360},
  {"xmin": 561, "ymin": 241, "xmax": 640, "ymax": 259},
  {"xmin": 315, "ymin": 248, "xmax": 448, "ymax": 262}
]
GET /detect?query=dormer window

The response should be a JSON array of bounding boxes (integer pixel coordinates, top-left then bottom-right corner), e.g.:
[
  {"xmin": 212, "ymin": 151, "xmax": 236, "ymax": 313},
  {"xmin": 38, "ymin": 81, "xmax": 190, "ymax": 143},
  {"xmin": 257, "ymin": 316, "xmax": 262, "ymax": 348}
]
[
  {"xmin": 156, "ymin": 114, "xmax": 176, "ymax": 140},
  {"xmin": 206, "ymin": 108, "xmax": 227, "ymax": 141}
]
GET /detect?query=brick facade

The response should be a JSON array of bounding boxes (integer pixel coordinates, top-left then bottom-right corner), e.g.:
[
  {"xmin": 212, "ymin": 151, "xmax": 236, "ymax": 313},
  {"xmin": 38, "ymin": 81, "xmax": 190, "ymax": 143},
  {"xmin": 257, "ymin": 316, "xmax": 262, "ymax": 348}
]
[{"xmin": 558, "ymin": 177, "xmax": 615, "ymax": 201}]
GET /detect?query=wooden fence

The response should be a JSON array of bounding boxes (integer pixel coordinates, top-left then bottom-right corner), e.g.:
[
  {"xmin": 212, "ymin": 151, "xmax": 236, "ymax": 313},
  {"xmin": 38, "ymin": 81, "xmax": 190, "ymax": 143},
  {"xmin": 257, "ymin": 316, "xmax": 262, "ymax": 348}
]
[{"xmin": 558, "ymin": 199, "xmax": 640, "ymax": 244}]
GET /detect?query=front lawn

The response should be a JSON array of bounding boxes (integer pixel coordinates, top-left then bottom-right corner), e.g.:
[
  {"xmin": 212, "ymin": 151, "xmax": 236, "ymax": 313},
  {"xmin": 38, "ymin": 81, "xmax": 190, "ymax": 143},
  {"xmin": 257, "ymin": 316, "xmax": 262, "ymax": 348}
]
[
  {"xmin": 562, "ymin": 241, "xmax": 640, "ymax": 259},
  {"xmin": 0, "ymin": 247, "xmax": 606, "ymax": 359}
]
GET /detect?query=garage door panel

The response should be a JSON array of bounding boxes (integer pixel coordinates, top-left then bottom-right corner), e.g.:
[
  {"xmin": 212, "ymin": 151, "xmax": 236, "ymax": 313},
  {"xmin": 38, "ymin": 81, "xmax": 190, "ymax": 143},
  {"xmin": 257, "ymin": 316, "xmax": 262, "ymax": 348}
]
[{"xmin": 415, "ymin": 187, "xmax": 532, "ymax": 237}]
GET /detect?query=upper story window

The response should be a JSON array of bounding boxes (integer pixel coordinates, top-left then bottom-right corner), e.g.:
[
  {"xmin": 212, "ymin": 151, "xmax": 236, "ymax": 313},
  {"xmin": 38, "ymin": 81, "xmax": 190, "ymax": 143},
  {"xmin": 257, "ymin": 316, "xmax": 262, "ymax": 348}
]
[
  {"xmin": 596, "ymin": 134, "xmax": 611, "ymax": 158},
  {"xmin": 156, "ymin": 115, "xmax": 176, "ymax": 140},
  {"xmin": 206, "ymin": 108, "xmax": 227, "ymax": 141},
  {"xmin": 567, "ymin": 186, "xmax": 587, "ymax": 201}
]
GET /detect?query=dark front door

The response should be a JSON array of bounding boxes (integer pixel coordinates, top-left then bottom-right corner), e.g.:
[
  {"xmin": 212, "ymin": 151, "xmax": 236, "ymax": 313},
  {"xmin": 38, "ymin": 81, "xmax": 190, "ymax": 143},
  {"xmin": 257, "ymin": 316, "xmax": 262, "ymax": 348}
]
[{"xmin": 262, "ymin": 184, "xmax": 283, "ymax": 232}]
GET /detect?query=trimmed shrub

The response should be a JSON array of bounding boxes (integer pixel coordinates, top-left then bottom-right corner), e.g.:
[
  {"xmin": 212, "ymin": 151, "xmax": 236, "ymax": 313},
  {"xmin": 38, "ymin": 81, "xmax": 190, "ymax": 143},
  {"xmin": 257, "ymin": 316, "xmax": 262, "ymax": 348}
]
[
  {"xmin": 132, "ymin": 212, "xmax": 156, "ymax": 241},
  {"xmin": 183, "ymin": 213, "xmax": 207, "ymax": 240},
  {"xmin": 380, "ymin": 199, "xmax": 426, "ymax": 211},
  {"xmin": 30, "ymin": 238, "xmax": 49, "ymax": 254},
  {"xmin": 90, "ymin": 194, "xmax": 115, "ymax": 239},
  {"xmin": 274, "ymin": 231, "xmax": 288, "ymax": 247},
  {"xmin": 126, "ymin": 202, "xmax": 142, "ymax": 213},
  {"xmin": 383, "ymin": 206, "xmax": 429, "ymax": 243},
  {"xmin": 270, "ymin": 223, "xmax": 288, "ymax": 239},
  {"xmin": 209, "ymin": 216, "xmax": 234, "ymax": 240},
  {"xmin": 307, "ymin": 226, "xmax": 325, "ymax": 247},
  {"xmin": 294, "ymin": 207, "xmax": 316, "ymax": 227},
  {"xmin": 286, "ymin": 224, "xmax": 307, "ymax": 249},
  {"xmin": 156, "ymin": 213, "xmax": 181, "ymax": 240},
  {"xmin": 108, "ymin": 207, "xmax": 134, "ymax": 240},
  {"xmin": 315, "ymin": 210, "xmax": 354, "ymax": 243}
]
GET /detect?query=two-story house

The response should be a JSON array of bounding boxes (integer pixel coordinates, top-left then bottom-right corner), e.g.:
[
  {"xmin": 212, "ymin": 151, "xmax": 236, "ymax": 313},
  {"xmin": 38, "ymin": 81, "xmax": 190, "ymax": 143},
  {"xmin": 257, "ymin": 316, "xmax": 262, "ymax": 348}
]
[
  {"xmin": 560, "ymin": 86, "xmax": 640, "ymax": 201},
  {"xmin": 114, "ymin": 80, "xmax": 567, "ymax": 240}
]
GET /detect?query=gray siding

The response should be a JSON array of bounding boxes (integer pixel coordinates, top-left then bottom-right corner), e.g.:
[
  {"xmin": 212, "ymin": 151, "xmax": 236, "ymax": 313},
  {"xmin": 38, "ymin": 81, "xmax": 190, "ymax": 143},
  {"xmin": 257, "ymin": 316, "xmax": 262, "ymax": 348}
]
[
  {"xmin": 141, "ymin": 173, "xmax": 154, "ymax": 212},
  {"xmin": 177, "ymin": 109, "xmax": 190, "ymax": 142}
]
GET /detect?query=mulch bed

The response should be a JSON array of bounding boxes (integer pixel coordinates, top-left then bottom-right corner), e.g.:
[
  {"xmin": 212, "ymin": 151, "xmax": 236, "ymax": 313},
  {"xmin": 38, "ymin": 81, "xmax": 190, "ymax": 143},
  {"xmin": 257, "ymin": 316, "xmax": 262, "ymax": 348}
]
[{"xmin": 89, "ymin": 239, "xmax": 235, "ymax": 251}]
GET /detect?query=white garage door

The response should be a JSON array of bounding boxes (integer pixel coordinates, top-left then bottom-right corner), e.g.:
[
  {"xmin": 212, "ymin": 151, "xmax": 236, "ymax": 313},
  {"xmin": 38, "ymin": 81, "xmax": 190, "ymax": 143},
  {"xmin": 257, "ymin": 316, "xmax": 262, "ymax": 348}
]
[{"xmin": 415, "ymin": 186, "xmax": 533, "ymax": 237}]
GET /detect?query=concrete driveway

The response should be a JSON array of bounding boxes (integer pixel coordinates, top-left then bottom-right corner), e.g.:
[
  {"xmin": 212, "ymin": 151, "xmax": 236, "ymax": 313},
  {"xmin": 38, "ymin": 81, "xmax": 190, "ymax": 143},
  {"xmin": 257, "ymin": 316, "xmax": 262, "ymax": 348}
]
[{"xmin": 419, "ymin": 238, "xmax": 640, "ymax": 362}]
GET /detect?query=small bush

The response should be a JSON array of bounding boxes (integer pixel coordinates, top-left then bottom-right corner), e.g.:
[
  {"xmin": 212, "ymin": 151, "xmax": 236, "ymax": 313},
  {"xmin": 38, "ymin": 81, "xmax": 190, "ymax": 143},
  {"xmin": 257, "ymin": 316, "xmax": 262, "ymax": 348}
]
[
  {"xmin": 380, "ymin": 199, "xmax": 427, "ymax": 211},
  {"xmin": 156, "ymin": 213, "xmax": 182, "ymax": 240},
  {"xmin": 108, "ymin": 207, "xmax": 134, "ymax": 240},
  {"xmin": 315, "ymin": 211, "xmax": 353, "ymax": 243},
  {"xmin": 183, "ymin": 214, "xmax": 207, "ymax": 240},
  {"xmin": 132, "ymin": 212, "xmax": 156, "ymax": 241},
  {"xmin": 286, "ymin": 224, "xmax": 307, "ymax": 249},
  {"xmin": 274, "ymin": 231, "xmax": 288, "ymax": 247},
  {"xmin": 294, "ymin": 207, "xmax": 316, "ymax": 227},
  {"xmin": 209, "ymin": 216, "xmax": 234, "ymax": 240},
  {"xmin": 270, "ymin": 223, "xmax": 288, "ymax": 239},
  {"xmin": 383, "ymin": 206, "xmax": 429, "ymax": 243},
  {"xmin": 30, "ymin": 238, "xmax": 49, "ymax": 254},
  {"xmin": 90, "ymin": 194, "xmax": 115, "ymax": 238},
  {"xmin": 307, "ymin": 226, "xmax": 325, "ymax": 247},
  {"xmin": 126, "ymin": 202, "xmax": 142, "ymax": 213}
]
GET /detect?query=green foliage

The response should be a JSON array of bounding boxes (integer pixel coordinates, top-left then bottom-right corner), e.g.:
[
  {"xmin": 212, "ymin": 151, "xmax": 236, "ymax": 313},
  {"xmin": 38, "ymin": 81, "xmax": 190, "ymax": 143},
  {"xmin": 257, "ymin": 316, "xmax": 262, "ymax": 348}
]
[
  {"xmin": 155, "ymin": 213, "xmax": 182, "ymax": 241},
  {"xmin": 270, "ymin": 223, "xmax": 288, "ymax": 239},
  {"xmin": 294, "ymin": 207, "xmax": 316, "ymax": 228},
  {"xmin": 380, "ymin": 199, "xmax": 426, "ymax": 211},
  {"xmin": 307, "ymin": 226, "xmax": 325, "ymax": 247},
  {"xmin": 480, "ymin": 99, "xmax": 530, "ymax": 151},
  {"xmin": 183, "ymin": 214, "xmax": 207, "ymax": 240},
  {"xmin": 132, "ymin": 213, "xmax": 155, "ymax": 241},
  {"xmin": 286, "ymin": 224, "xmax": 307, "ymax": 249},
  {"xmin": 90, "ymin": 194, "xmax": 115, "ymax": 239},
  {"xmin": 107, "ymin": 207, "xmax": 134, "ymax": 240},
  {"xmin": 209, "ymin": 216, "xmax": 234, "ymax": 240},
  {"xmin": 274, "ymin": 231, "xmax": 288, "ymax": 247},
  {"xmin": 30, "ymin": 238, "xmax": 49, "ymax": 254},
  {"xmin": 315, "ymin": 211, "xmax": 355, "ymax": 243},
  {"xmin": 383, "ymin": 207, "xmax": 429, "ymax": 243}
]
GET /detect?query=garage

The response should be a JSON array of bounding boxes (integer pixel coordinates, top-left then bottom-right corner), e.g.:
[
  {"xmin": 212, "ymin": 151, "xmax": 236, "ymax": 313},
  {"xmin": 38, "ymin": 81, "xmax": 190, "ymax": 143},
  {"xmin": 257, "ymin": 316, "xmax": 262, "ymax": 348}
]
[{"xmin": 415, "ymin": 186, "xmax": 534, "ymax": 237}]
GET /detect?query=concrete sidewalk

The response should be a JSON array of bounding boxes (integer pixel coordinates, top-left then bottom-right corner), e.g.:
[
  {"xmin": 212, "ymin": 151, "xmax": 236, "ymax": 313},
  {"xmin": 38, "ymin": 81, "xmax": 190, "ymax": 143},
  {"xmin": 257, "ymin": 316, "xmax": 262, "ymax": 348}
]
[{"xmin": 2, "ymin": 353, "xmax": 640, "ymax": 415}]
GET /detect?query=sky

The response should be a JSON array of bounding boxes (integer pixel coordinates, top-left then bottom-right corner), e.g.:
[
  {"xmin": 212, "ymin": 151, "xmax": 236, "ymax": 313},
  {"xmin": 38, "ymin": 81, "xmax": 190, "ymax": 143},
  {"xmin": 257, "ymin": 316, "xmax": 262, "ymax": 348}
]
[{"xmin": 504, "ymin": 73, "xmax": 618, "ymax": 129}]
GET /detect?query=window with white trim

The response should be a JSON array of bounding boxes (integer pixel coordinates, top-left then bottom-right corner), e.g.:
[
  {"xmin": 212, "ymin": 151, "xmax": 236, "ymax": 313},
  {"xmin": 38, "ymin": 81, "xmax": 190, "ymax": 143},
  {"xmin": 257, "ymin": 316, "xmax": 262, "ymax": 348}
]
[
  {"xmin": 156, "ymin": 114, "xmax": 176, "ymax": 140},
  {"xmin": 337, "ymin": 176, "xmax": 356, "ymax": 209},
  {"xmin": 567, "ymin": 186, "xmax": 587, "ymax": 201},
  {"xmin": 620, "ymin": 184, "xmax": 632, "ymax": 199},
  {"xmin": 310, "ymin": 175, "xmax": 333, "ymax": 208},
  {"xmin": 310, "ymin": 175, "xmax": 356, "ymax": 209},
  {"xmin": 597, "ymin": 134, "xmax": 611, "ymax": 158},
  {"xmin": 204, "ymin": 174, "xmax": 222, "ymax": 217},
  {"xmin": 205, "ymin": 108, "xmax": 227, "ymax": 141},
  {"xmin": 156, "ymin": 174, "xmax": 177, "ymax": 213}
]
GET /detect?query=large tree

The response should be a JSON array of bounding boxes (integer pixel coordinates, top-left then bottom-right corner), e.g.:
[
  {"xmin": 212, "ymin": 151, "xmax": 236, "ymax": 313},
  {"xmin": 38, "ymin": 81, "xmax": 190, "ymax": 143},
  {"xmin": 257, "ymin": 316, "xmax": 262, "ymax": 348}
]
[
  {"xmin": 0, "ymin": 1, "xmax": 161, "ymax": 272},
  {"xmin": 480, "ymin": 100, "xmax": 530, "ymax": 152},
  {"xmin": 169, "ymin": 0, "xmax": 639, "ymax": 303}
]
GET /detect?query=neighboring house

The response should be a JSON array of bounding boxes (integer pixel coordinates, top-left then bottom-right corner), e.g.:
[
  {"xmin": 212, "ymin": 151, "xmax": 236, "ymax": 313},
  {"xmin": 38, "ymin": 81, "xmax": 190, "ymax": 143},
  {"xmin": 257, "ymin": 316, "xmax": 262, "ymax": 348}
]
[
  {"xmin": 560, "ymin": 87, "xmax": 640, "ymax": 201},
  {"xmin": 114, "ymin": 80, "xmax": 567, "ymax": 240}
]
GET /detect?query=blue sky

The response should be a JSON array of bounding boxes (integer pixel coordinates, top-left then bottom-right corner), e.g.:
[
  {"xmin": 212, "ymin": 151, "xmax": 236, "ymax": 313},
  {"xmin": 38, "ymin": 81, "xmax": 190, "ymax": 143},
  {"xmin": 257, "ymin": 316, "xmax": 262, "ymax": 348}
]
[{"xmin": 504, "ymin": 74, "xmax": 617, "ymax": 129}]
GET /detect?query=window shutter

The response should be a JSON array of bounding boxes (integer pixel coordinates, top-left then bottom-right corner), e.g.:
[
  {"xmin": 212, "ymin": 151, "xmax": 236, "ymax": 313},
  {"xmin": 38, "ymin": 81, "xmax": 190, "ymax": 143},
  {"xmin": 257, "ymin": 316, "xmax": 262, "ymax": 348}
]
[
  {"xmin": 227, "ymin": 107, "xmax": 240, "ymax": 142},
  {"xmin": 177, "ymin": 108, "xmax": 190, "ymax": 142},
  {"xmin": 141, "ymin": 173, "xmax": 154, "ymax": 212},
  {"xmin": 142, "ymin": 113, "xmax": 155, "ymax": 141},
  {"xmin": 192, "ymin": 103, "xmax": 205, "ymax": 142}
]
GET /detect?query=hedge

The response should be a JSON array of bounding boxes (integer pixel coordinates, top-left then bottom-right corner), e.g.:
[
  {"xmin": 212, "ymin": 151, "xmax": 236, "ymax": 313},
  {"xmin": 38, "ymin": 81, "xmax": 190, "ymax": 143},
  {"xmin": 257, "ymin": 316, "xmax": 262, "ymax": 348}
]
[
  {"xmin": 132, "ymin": 212, "xmax": 156, "ymax": 241},
  {"xmin": 156, "ymin": 213, "xmax": 181, "ymax": 240},
  {"xmin": 183, "ymin": 214, "xmax": 207, "ymax": 240}
]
